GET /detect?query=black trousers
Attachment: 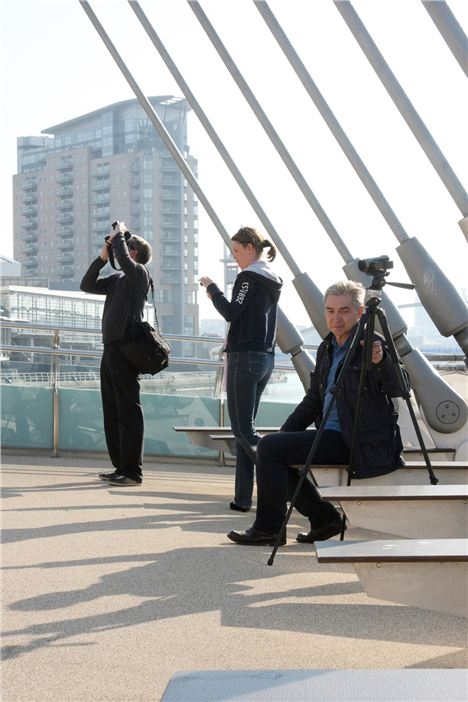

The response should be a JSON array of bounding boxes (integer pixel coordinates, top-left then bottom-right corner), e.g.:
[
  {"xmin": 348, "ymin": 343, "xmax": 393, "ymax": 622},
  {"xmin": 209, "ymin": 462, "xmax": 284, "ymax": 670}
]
[
  {"xmin": 100, "ymin": 344, "xmax": 143, "ymax": 480},
  {"xmin": 254, "ymin": 430, "xmax": 348, "ymax": 532}
]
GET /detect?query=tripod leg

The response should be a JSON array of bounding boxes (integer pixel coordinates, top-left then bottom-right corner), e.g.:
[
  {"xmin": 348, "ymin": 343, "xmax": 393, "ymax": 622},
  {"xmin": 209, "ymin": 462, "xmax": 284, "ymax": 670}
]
[
  {"xmin": 268, "ymin": 314, "xmax": 368, "ymax": 566},
  {"xmin": 267, "ymin": 429, "xmax": 329, "ymax": 566},
  {"xmin": 375, "ymin": 307, "xmax": 439, "ymax": 485}
]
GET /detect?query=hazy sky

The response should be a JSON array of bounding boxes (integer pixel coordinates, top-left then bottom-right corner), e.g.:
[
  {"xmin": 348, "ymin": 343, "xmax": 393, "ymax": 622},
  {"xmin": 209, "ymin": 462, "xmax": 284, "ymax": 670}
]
[{"xmin": 1, "ymin": 0, "xmax": 466, "ymax": 325}]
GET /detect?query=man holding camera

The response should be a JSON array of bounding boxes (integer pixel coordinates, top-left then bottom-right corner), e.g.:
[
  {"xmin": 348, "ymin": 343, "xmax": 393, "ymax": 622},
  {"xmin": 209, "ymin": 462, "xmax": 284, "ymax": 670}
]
[
  {"xmin": 80, "ymin": 223, "xmax": 152, "ymax": 486},
  {"xmin": 227, "ymin": 279, "xmax": 407, "ymax": 546}
]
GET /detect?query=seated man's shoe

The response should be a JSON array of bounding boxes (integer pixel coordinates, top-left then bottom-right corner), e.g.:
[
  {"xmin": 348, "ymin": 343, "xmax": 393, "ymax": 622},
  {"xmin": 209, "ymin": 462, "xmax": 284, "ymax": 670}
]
[
  {"xmin": 227, "ymin": 526, "xmax": 286, "ymax": 546},
  {"xmin": 229, "ymin": 501, "xmax": 250, "ymax": 513},
  {"xmin": 98, "ymin": 471, "xmax": 119, "ymax": 481},
  {"xmin": 296, "ymin": 520, "xmax": 344, "ymax": 544},
  {"xmin": 107, "ymin": 475, "xmax": 142, "ymax": 486}
]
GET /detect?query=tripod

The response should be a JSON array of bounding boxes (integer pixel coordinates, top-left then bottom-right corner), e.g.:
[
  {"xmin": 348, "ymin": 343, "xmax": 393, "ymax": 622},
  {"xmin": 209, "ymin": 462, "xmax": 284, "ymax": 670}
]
[{"xmin": 268, "ymin": 275, "xmax": 438, "ymax": 566}]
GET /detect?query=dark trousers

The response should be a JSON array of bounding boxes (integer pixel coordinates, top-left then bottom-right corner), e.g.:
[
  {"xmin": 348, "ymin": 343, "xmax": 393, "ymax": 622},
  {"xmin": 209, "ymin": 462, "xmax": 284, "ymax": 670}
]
[
  {"xmin": 100, "ymin": 344, "xmax": 143, "ymax": 480},
  {"xmin": 254, "ymin": 429, "xmax": 348, "ymax": 532},
  {"xmin": 226, "ymin": 351, "xmax": 275, "ymax": 509}
]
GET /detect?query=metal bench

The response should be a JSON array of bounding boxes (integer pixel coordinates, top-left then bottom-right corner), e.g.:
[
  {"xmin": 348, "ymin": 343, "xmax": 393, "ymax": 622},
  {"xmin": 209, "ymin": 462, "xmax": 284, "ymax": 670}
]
[
  {"xmin": 174, "ymin": 425, "xmax": 457, "ymax": 461},
  {"xmin": 172, "ymin": 426, "xmax": 235, "ymax": 450},
  {"xmin": 317, "ymin": 484, "xmax": 468, "ymax": 538},
  {"xmin": 314, "ymin": 538, "xmax": 468, "ymax": 618},
  {"xmin": 172, "ymin": 426, "xmax": 278, "ymax": 452},
  {"xmin": 207, "ymin": 432, "xmax": 458, "ymax": 462}
]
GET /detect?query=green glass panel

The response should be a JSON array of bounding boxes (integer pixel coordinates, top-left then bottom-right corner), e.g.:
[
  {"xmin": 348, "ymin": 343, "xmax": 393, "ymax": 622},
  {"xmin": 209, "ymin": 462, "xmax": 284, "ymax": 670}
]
[
  {"xmin": 59, "ymin": 387, "xmax": 106, "ymax": 452},
  {"xmin": 57, "ymin": 388, "xmax": 221, "ymax": 458},
  {"xmin": 1, "ymin": 385, "xmax": 53, "ymax": 448},
  {"xmin": 142, "ymin": 393, "xmax": 220, "ymax": 457},
  {"xmin": 255, "ymin": 402, "xmax": 295, "ymax": 426}
]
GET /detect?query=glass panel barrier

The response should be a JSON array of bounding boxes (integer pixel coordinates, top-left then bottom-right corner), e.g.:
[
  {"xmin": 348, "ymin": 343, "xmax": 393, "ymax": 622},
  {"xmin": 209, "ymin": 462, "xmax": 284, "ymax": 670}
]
[
  {"xmin": 1, "ymin": 385, "xmax": 54, "ymax": 449},
  {"xmin": 59, "ymin": 387, "xmax": 107, "ymax": 452},
  {"xmin": 142, "ymin": 393, "xmax": 221, "ymax": 457},
  {"xmin": 1, "ymin": 320, "xmax": 299, "ymax": 457},
  {"xmin": 58, "ymin": 388, "xmax": 222, "ymax": 457}
]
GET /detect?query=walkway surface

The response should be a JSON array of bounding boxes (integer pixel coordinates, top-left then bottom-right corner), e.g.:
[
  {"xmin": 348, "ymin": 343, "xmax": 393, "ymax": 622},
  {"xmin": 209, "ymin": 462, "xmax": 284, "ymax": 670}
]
[{"xmin": 1, "ymin": 453, "xmax": 467, "ymax": 701}]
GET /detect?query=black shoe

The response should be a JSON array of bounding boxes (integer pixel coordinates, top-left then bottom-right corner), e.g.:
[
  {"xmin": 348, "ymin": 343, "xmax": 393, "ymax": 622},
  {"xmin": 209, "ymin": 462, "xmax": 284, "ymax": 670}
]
[
  {"xmin": 296, "ymin": 521, "xmax": 344, "ymax": 544},
  {"xmin": 229, "ymin": 501, "xmax": 250, "ymax": 513},
  {"xmin": 98, "ymin": 471, "xmax": 119, "ymax": 481},
  {"xmin": 227, "ymin": 526, "xmax": 286, "ymax": 546},
  {"xmin": 107, "ymin": 475, "xmax": 142, "ymax": 486}
]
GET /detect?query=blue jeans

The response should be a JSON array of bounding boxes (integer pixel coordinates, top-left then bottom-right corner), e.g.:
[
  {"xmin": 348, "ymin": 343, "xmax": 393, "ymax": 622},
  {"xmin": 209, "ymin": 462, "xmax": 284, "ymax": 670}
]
[{"xmin": 226, "ymin": 351, "xmax": 275, "ymax": 508}]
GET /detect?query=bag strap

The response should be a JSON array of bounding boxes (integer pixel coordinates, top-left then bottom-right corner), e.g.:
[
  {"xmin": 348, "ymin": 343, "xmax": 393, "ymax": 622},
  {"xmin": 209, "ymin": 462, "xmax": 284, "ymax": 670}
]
[{"xmin": 147, "ymin": 278, "xmax": 161, "ymax": 333}]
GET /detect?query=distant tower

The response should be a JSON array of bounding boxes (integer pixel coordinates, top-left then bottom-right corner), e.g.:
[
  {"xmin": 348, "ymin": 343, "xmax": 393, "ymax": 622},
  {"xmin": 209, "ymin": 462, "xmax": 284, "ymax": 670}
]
[{"xmin": 12, "ymin": 96, "xmax": 199, "ymax": 338}]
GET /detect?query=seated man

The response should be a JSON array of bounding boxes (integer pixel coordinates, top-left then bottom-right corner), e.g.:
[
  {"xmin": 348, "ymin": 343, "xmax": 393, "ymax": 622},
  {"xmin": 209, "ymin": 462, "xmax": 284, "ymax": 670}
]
[{"xmin": 227, "ymin": 280, "xmax": 407, "ymax": 546}]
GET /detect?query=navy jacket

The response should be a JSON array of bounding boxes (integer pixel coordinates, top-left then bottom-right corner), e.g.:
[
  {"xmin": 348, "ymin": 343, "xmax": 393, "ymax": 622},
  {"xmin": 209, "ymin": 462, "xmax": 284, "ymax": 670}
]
[
  {"xmin": 281, "ymin": 327, "xmax": 408, "ymax": 478},
  {"xmin": 80, "ymin": 232, "xmax": 150, "ymax": 344},
  {"xmin": 207, "ymin": 261, "xmax": 282, "ymax": 353}
]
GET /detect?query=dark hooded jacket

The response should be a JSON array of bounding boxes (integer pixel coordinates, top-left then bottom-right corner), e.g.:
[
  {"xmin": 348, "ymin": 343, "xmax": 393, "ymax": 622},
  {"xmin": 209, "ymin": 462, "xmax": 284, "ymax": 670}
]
[
  {"xmin": 281, "ymin": 327, "xmax": 408, "ymax": 478},
  {"xmin": 206, "ymin": 260, "xmax": 282, "ymax": 352}
]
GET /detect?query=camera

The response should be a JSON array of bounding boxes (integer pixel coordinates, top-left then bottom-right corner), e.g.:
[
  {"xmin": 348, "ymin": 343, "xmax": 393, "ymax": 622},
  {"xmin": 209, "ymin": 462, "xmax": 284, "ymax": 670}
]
[
  {"xmin": 357, "ymin": 255, "xmax": 393, "ymax": 276},
  {"xmin": 105, "ymin": 221, "xmax": 131, "ymax": 244}
]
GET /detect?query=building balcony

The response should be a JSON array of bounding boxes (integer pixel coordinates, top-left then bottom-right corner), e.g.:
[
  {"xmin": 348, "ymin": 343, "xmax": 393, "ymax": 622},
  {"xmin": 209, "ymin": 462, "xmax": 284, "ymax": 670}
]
[
  {"xmin": 24, "ymin": 219, "xmax": 37, "ymax": 230},
  {"xmin": 22, "ymin": 179, "xmax": 37, "ymax": 192},
  {"xmin": 91, "ymin": 180, "xmax": 110, "ymax": 192},
  {"xmin": 59, "ymin": 265, "xmax": 74, "ymax": 276},
  {"xmin": 93, "ymin": 210, "xmax": 110, "ymax": 221},
  {"xmin": 160, "ymin": 274, "xmax": 177, "ymax": 284},
  {"xmin": 22, "ymin": 232, "xmax": 38, "ymax": 243},
  {"xmin": 57, "ymin": 186, "xmax": 73, "ymax": 198},
  {"xmin": 56, "ymin": 226, "xmax": 73, "ymax": 238},
  {"xmin": 56, "ymin": 173, "xmax": 73, "ymax": 184},
  {"xmin": 57, "ymin": 200, "xmax": 73, "ymax": 211},
  {"xmin": 57, "ymin": 240, "xmax": 74, "ymax": 251},
  {"xmin": 94, "ymin": 165, "xmax": 110, "ymax": 176},
  {"xmin": 57, "ymin": 252, "xmax": 74, "ymax": 263},
  {"xmin": 57, "ymin": 160, "xmax": 73, "ymax": 171},
  {"xmin": 22, "ymin": 206, "xmax": 38, "ymax": 217},
  {"xmin": 24, "ymin": 257, "xmax": 38, "ymax": 269},
  {"xmin": 23, "ymin": 193, "xmax": 37, "ymax": 205},
  {"xmin": 57, "ymin": 213, "xmax": 73, "ymax": 224},
  {"xmin": 23, "ymin": 243, "xmax": 38, "ymax": 255},
  {"xmin": 91, "ymin": 195, "xmax": 110, "ymax": 206},
  {"xmin": 92, "ymin": 223, "xmax": 109, "ymax": 234}
]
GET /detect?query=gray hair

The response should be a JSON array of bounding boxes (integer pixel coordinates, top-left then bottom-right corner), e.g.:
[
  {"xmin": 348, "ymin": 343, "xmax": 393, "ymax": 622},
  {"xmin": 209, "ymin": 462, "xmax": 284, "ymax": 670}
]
[{"xmin": 324, "ymin": 280, "xmax": 365, "ymax": 309}]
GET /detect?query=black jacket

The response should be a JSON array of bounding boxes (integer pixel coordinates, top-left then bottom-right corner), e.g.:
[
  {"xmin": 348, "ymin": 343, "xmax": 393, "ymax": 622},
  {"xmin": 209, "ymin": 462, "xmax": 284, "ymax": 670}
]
[
  {"xmin": 80, "ymin": 232, "xmax": 150, "ymax": 344},
  {"xmin": 207, "ymin": 261, "xmax": 282, "ymax": 352},
  {"xmin": 281, "ymin": 327, "xmax": 408, "ymax": 478}
]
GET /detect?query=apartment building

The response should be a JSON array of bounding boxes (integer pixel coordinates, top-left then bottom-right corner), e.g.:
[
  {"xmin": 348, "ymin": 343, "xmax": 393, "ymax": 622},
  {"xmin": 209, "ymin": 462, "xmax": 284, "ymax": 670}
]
[{"xmin": 12, "ymin": 96, "xmax": 199, "ymax": 339}]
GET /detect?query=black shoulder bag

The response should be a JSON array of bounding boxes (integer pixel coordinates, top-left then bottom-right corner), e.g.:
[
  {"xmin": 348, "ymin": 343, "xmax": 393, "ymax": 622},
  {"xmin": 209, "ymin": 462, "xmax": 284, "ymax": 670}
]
[{"xmin": 117, "ymin": 279, "xmax": 171, "ymax": 375}]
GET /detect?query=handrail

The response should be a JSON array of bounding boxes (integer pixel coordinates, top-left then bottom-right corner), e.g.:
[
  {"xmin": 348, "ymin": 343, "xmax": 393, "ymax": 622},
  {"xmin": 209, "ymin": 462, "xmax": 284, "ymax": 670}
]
[{"xmin": 1, "ymin": 319, "xmax": 464, "ymax": 368}]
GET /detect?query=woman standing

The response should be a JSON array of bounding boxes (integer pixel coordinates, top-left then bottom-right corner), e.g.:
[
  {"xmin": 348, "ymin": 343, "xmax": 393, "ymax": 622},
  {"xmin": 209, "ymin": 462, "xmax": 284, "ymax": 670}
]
[{"xmin": 199, "ymin": 227, "xmax": 282, "ymax": 512}]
